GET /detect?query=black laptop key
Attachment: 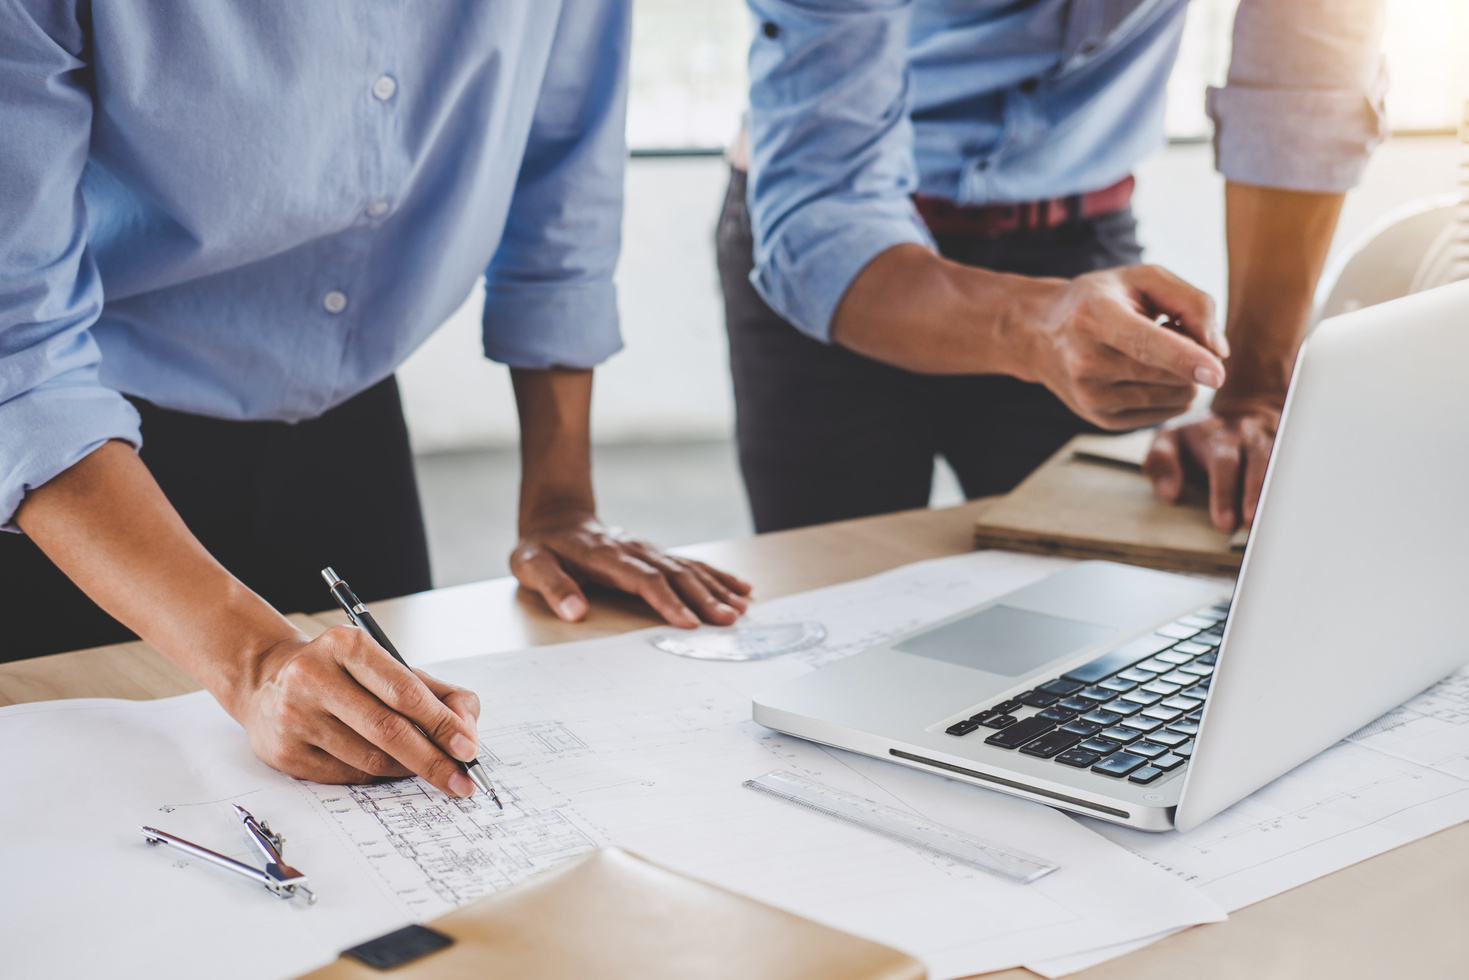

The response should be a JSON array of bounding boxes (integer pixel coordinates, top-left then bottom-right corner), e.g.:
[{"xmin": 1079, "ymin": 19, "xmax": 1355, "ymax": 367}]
[
  {"xmin": 1141, "ymin": 680, "xmax": 1183, "ymax": 696},
  {"xmin": 1178, "ymin": 663, "xmax": 1214, "ymax": 677},
  {"xmin": 1036, "ymin": 678, "xmax": 1086, "ymax": 697},
  {"xmin": 980, "ymin": 714, "xmax": 1018, "ymax": 729},
  {"xmin": 1128, "ymin": 765, "xmax": 1165, "ymax": 784},
  {"xmin": 1016, "ymin": 689, "xmax": 1060, "ymax": 708},
  {"xmin": 1037, "ymin": 705, "xmax": 1078, "ymax": 723},
  {"xmin": 1167, "ymin": 720, "xmax": 1200, "ymax": 736},
  {"xmin": 1059, "ymin": 719, "xmax": 1105, "ymax": 736},
  {"xmin": 1154, "ymin": 650, "xmax": 1193, "ymax": 665},
  {"xmin": 1078, "ymin": 737, "xmax": 1122, "ymax": 754},
  {"xmin": 1129, "ymin": 740, "xmax": 1168, "ymax": 759},
  {"xmin": 983, "ymin": 716, "xmax": 1055, "ymax": 749},
  {"xmin": 1117, "ymin": 667, "xmax": 1157, "ymax": 684},
  {"xmin": 945, "ymin": 719, "xmax": 980, "ymax": 736},
  {"xmin": 1135, "ymin": 658, "xmax": 1174, "ymax": 674},
  {"xmin": 1019, "ymin": 729, "xmax": 1083, "ymax": 758},
  {"xmin": 1161, "ymin": 696, "xmax": 1202, "ymax": 712},
  {"xmin": 1098, "ymin": 699, "xmax": 1141, "ymax": 717},
  {"xmin": 1149, "ymin": 729, "xmax": 1190, "ymax": 747},
  {"xmin": 1197, "ymin": 651, "xmax": 1218, "ymax": 665},
  {"xmin": 1153, "ymin": 753, "xmax": 1187, "ymax": 771},
  {"xmin": 1119, "ymin": 689, "xmax": 1162, "ymax": 706},
  {"xmin": 1141, "ymin": 705, "xmax": 1184, "ymax": 723},
  {"xmin": 1056, "ymin": 748, "xmax": 1102, "ymax": 768},
  {"xmin": 1092, "ymin": 752, "xmax": 1147, "ymax": 777},
  {"xmin": 1122, "ymin": 716, "xmax": 1164, "ymax": 733},
  {"xmin": 1061, "ymin": 634, "xmax": 1174, "ymax": 684},
  {"xmin": 1172, "ymin": 741, "xmax": 1194, "ymax": 757},
  {"xmin": 1057, "ymin": 696, "xmax": 1095, "ymax": 712},
  {"xmin": 1079, "ymin": 708, "xmax": 1124, "ymax": 727},
  {"xmin": 992, "ymin": 698, "xmax": 1025, "ymax": 714},
  {"xmin": 1098, "ymin": 725, "xmax": 1142, "ymax": 743},
  {"xmin": 1098, "ymin": 676, "xmax": 1137, "ymax": 693},
  {"xmin": 1077, "ymin": 687, "xmax": 1115, "ymax": 702}
]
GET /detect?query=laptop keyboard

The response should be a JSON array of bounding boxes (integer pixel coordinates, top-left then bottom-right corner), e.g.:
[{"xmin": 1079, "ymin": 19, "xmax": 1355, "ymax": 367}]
[{"xmin": 940, "ymin": 600, "xmax": 1229, "ymax": 786}]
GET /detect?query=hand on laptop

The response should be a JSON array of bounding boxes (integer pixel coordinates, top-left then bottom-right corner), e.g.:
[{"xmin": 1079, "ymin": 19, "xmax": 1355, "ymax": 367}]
[{"xmin": 1143, "ymin": 398, "xmax": 1282, "ymax": 531}]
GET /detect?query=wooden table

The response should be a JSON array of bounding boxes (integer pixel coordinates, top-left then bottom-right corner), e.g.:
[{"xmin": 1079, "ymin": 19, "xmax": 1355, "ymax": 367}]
[{"xmin": 4, "ymin": 500, "xmax": 1466, "ymax": 979}]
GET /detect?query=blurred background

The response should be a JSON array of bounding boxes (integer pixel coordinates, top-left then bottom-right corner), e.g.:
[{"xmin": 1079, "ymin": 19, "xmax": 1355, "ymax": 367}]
[{"xmin": 404, "ymin": 0, "xmax": 1469, "ymax": 589}]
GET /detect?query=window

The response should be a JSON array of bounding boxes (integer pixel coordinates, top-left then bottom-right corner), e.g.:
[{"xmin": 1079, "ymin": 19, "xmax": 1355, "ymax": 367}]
[{"xmin": 625, "ymin": 0, "xmax": 1468, "ymax": 153}]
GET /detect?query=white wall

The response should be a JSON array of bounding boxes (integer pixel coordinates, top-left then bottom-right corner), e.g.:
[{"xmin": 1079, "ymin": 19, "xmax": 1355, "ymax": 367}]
[
  {"xmin": 398, "ymin": 156, "xmax": 733, "ymax": 453},
  {"xmin": 398, "ymin": 136, "xmax": 1462, "ymax": 454}
]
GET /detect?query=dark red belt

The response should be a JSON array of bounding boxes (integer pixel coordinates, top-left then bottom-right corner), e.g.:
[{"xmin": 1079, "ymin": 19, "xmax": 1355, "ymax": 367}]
[{"xmin": 914, "ymin": 175, "xmax": 1134, "ymax": 237}]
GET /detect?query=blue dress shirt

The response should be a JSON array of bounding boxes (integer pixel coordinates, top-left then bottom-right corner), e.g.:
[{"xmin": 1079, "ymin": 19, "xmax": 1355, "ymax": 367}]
[
  {"xmin": 0, "ymin": 1, "xmax": 630, "ymax": 530},
  {"xmin": 745, "ymin": 0, "xmax": 1389, "ymax": 342}
]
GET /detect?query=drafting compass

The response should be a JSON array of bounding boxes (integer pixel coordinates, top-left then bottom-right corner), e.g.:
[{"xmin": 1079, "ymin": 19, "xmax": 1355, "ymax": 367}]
[{"xmin": 141, "ymin": 804, "xmax": 317, "ymax": 903}]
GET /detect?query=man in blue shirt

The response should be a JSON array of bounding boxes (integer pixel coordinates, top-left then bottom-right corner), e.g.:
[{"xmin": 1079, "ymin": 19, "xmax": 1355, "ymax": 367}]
[
  {"xmin": 718, "ymin": 0, "xmax": 1385, "ymax": 533},
  {"xmin": 0, "ymin": 2, "xmax": 749, "ymax": 798}
]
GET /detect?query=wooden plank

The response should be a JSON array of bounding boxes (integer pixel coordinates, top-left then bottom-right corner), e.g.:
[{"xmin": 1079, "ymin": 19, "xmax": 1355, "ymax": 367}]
[{"xmin": 974, "ymin": 436, "xmax": 1243, "ymax": 575}]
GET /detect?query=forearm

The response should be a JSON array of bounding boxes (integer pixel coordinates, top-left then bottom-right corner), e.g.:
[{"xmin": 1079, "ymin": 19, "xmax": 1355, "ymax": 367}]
[
  {"xmin": 14, "ymin": 441, "xmax": 302, "ymax": 708},
  {"xmin": 511, "ymin": 367, "xmax": 596, "ymax": 529},
  {"xmin": 829, "ymin": 244, "xmax": 1052, "ymax": 376},
  {"xmin": 1219, "ymin": 182, "xmax": 1345, "ymax": 406}
]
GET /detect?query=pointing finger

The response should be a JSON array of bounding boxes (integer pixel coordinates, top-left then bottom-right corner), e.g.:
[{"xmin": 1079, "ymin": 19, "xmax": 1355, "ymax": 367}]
[{"xmin": 1129, "ymin": 265, "xmax": 1227, "ymax": 358}]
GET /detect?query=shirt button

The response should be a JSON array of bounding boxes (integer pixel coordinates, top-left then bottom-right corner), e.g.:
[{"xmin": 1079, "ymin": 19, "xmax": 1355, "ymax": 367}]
[
  {"xmin": 372, "ymin": 75, "xmax": 397, "ymax": 101},
  {"xmin": 367, "ymin": 201, "xmax": 390, "ymax": 217},
  {"xmin": 323, "ymin": 290, "xmax": 348, "ymax": 314}
]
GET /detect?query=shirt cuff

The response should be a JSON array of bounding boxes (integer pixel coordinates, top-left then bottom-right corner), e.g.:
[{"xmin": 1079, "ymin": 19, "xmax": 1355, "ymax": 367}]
[
  {"xmin": 481, "ymin": 281, "xmax": 624, "ymax": 369},
  {"xmin": 1207, "ymin": 84, "xmax": 1387, "ymax": 193},
  {"xmin": 0, "ymin": 385, "xmax": 142, "ymax": 532},
  {"xmin": 752, "ymin": 199, "xmax": 935, "ymax": 342}
]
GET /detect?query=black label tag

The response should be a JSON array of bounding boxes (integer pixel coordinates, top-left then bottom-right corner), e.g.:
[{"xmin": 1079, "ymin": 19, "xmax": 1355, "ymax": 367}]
[{"xmin": 342, "ymin": 924, "xmax": 455, "ymax": 971}]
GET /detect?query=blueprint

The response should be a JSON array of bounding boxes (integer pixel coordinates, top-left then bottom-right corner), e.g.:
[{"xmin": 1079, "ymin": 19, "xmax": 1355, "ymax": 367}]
[
  {"xmin": 0, "ymin": 551, "xmax": 1225, "ymax": 980},
  {"xmin": 1082, "ymin": 664, "xmax": 1469, "ymax": 914}
]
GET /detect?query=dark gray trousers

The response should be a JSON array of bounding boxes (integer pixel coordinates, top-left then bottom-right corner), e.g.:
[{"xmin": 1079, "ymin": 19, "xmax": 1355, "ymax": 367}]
[
  {"xmin": 716, "ymin": 167, "xmax": 1144, "ymax": 533},
  {"xmin": 0, "ymin": 376, "xmax": 432, "ymax": 659}
]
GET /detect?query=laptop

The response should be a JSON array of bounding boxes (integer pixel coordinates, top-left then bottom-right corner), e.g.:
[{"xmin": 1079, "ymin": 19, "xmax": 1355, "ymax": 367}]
[{"xmin": 753, "ymin": 279, "xmax": 1469, "ymax": 833}]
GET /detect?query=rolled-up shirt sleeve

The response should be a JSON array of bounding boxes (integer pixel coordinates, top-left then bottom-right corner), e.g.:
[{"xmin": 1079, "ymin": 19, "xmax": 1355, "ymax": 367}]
[
  {"xmin": 1209, "ymin": 0, "xmax": 1388, "ymax": 193},
  {"xmin": 746, "ymin": 0, "xmax": 933, "ymax": 343},
  {"xmin": 0, "ymin": 4, "xmax": 141, "ymax": 532},
  {"xmin": 480, "ymin": 1, "xmax": 631, "ymax": 369}
]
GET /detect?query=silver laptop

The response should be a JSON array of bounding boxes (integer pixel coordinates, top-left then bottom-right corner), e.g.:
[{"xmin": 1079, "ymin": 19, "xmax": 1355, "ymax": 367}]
[{"xmin": 753, "ymin": 279, "xmax": 1469, "ymax": 833}]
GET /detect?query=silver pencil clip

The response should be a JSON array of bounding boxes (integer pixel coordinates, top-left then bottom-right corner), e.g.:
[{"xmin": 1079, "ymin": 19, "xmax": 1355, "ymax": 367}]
[{"xmin": 141, "ymin": 804, "xmax": 317, "ymax": 904}]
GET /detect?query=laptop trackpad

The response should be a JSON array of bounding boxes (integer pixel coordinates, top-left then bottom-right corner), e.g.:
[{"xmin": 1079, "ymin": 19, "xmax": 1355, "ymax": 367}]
[{"xmin": 893, "ymin": 605, "xmax": 1116, "ymax": 677}]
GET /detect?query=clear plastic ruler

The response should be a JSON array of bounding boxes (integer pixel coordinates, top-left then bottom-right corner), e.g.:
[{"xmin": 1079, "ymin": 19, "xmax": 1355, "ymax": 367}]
[{"xmin": 744, "ymin": 770, "xmax": 1059, "ymax": 885}]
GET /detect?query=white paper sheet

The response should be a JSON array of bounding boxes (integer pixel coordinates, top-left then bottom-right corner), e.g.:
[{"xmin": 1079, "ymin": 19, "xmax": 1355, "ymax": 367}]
[
  {"xmin": 0, "ymin": 551, "xmax": 1226, "ymax": 980},
  {"xmin": 1079, "ymin": 664, "xmax": 1469, "ymax": 914}
]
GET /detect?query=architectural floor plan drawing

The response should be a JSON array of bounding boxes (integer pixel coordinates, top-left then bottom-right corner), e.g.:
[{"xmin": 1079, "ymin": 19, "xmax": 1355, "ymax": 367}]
[{"xmin": 309, "ymin": 722, "xmax": 609, "ymax": 911}]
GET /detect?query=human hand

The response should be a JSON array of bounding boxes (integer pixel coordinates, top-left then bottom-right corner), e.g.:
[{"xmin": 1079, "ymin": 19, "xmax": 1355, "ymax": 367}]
[
  {"xmin": 1143, "ymin": 399, "xmax": 1282, "ymax": 531},
  {"xmin": 1022, "ymin": 265, "xmax": 1229, "ymax": 430},
  {"xmin": 510, "ymin": 513, "xmax": 753, "ymax": 628},
  {"xmin": 232, "ymin": 626, "xmax": 484, "ymax": 796}
]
